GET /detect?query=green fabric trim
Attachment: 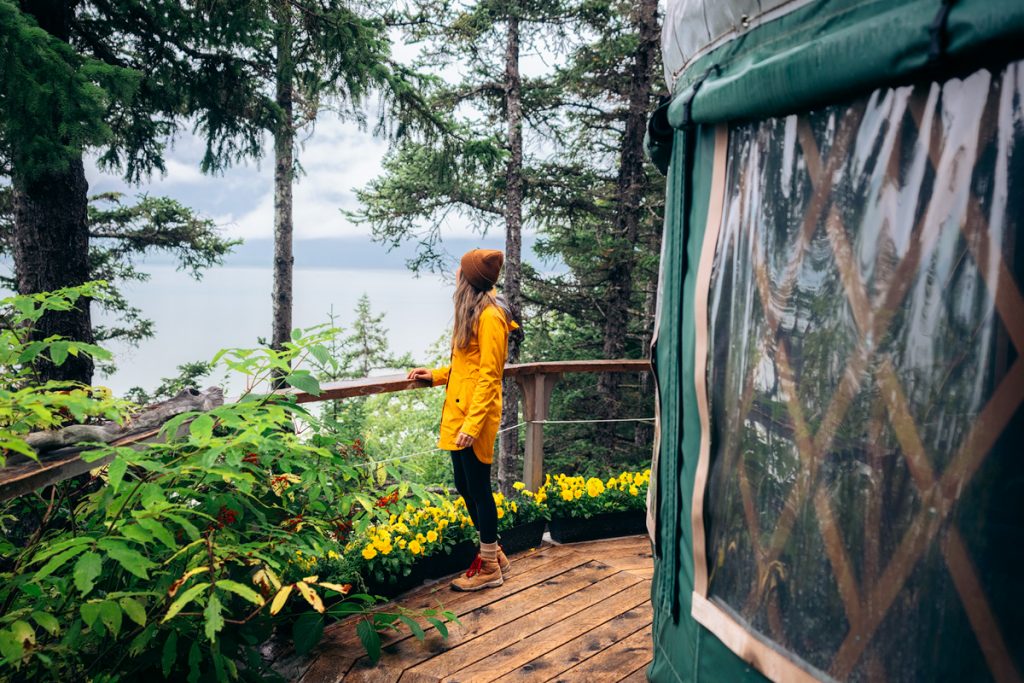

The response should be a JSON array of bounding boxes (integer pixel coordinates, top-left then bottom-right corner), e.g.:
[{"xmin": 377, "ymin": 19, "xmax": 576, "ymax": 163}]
[
  {"xmin": 649, "ymin": 126, "xmax": 769, "ymax": 682},
  {"xmin": 666, "ymin": 0, "xmax": 1024, "ymax": 127}
]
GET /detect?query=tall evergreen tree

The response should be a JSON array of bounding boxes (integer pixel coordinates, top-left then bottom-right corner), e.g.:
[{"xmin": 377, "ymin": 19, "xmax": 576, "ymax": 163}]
[
  {"xmin": 0, "ymin": 189, "xmax": 237, "ymax": 360},
  {"xmin": 184, "ymin": 1, "xmax": 436, "ymax": 377},
  {"xmin": 353, "ymin": 0, "xmax": 573, "ymax": 492},
  {"xmin": 0, "ymin": 0, "xmax": 270, "ymax": 384},
  {"xmin": 510, "ymin": 0, "xmax": 664, "ymax": 461}
]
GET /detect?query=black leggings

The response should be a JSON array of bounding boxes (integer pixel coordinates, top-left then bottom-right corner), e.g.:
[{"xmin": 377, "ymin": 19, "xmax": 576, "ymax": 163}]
[{"xmin": 450, "ymin": 448, "xmax": 498, "ymax": 544}]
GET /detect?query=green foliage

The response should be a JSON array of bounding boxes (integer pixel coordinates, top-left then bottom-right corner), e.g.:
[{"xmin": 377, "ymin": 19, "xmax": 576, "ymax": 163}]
[
  {"xmin": 0, "ymin": 0, "xmax": 139, "ymax": 179},
  {"xmin": 310, "ymin": 297, "xmax": 418, "ymax": 447},
  {"xmin": 0, "ymin": 284, "xmax": 127, "ymax": 467},
  {"xmin": 0, "ymin": 188, "xmax": 238, "ymax": 357},
  {"xmin": 0, "ymin": 286, "xmax": 456, "ymax": 681}
]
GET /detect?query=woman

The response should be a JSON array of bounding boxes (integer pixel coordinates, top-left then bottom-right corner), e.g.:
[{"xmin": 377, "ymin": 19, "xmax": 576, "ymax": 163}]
[{"xmin": 407, "ymin": 248, "xmax": 518, "ymax": 591}]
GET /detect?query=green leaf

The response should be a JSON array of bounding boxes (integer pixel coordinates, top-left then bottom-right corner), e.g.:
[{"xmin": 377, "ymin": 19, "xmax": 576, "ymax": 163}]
[
  {"xmin": 309, "ymin": 344, "xmax": 332, "ymax": 367},
  {"xmin": 129, "ymin": 624, "xmax": 157, "ymax": 657},
  {"xmin": 163, "ymin": 582, "xmax": 209, "ymax": 622},
  {"xmin": 373, "ymin": 612, "xmax": 400, "ymax": 628},
  {"xmin": 399, "ymin": 615, "xmax": 425, "ymax": 642},
  {"xmin": 291, "ymin": 613, "xmax": 324, "ymax": 656},
  {"xmin": 80, "ymin": 603, "xmax": 102, "ymax": 628},
  {"xmin": 0, "ymin": 629, "xmax": 24, "ymax": 666},
  {"xmin": 98, "ymin": 539, "xmax": 156, "ymax": 580},
  {"xmin": 31, "ymin": 611, "xmax": 59, "ymax": 637},
  {"xmin": 216, "ymin": 580, "xmax": 264, "ymax": 606},
  {"xmin": 165, "ymin": 513, "xmax": 200, "ymax": 542},
  {"xmin": 50, "ymin": 342, "xmax": 69, "ymax": 367},
  {"xmin": 17, "ymin": 341, "xmax": 45, "ymax": 364},
  {"xmin": 189, "ymin": 414, "xmax": 214, "ymax": 443},
  {"xmin": 136, "ymin": 517, "xmax": 176, "ymax": 551},
  {"xmin": 107, "ymin": 457, "xmax": 128, "ymax": 491},
  {"xmin": 203, "ymin": 593, "xmax": 224, "ymax": 642},
  {"xmin": 162, "ymin": 630, "xmax": 178, "ymax": 677},
  {"xmin": 18, "ymin": 583, "xmax": 42, "ymax": 599},
  {"xmin": 427, "ymin": 617, "xmax": 449, "ymax": 639},
  {"xmin": 120, "ymin": 597, "xmax": 147, "ymax": 627},
  {"xmin": 33, "ymin": 544, "xmax": 89, "ymax": 582},
  {"xmin": 74, "ymin": 552, "xmax": 103, "ymax": 596},
  {"xmin": 356, "ymin": 620, "xmax": 381, "ymax": 663},
  {"xmin": 99, "ymin": 600, "xmax": 122, "ymax": 637},
  {"xmin": 188, "ymin": 640, "xmax": 202, "ymax": 683},
  {"xmin": 121, "ymin": 524, "xmax": 153, "ymax": 544},
  {"xmin": 284, "ymin": 371, "xmax": 321, "ymax": 396},
  {"xmin": 11, "ymin": 621, "xmax": 34, "ymax": 647}
]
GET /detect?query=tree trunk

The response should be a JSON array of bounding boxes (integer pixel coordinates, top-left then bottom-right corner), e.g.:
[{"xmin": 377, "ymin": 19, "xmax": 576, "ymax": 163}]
[
  {"xmin": 597, "ymin": 0, "xmax": 660, "ymax": 436},
  {"xmin": 271, "ymin": 0, "xmax": 295, "ymax": 382},
  {"xmin": 635, "ymin": 277, "xmax": 658, "ymax": 447},
  {"xmin": 498, "ymin": 9, "xmax": 524, "ymax": 495},
  {"xmin": 12, "ymin": 0, "xmax": 94, "ymax": 385}
]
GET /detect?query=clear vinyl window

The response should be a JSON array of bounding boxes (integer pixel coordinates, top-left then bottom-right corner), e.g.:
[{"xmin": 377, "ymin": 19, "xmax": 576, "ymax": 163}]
[{"xmin": 704, "ymin": 62, "xmax": 1024, "ymax": 681}]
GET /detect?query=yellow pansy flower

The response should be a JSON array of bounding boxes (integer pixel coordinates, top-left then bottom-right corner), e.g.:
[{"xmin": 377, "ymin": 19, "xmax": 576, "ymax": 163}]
[
  {"xmin": 513, "ymin": 482, "xmax": 526, "ymax": 491},
  {"xmin": 409, "ymin": 539, "xmax": 423, "ymax": 555},
  {"xmin": 629, "ymin": 485, "xmax": 640, "ymax": 496},
  {"xmin": 496, "ymin": 507, "xmax": 505, "ymax": 519},
  {"xmin": 426, "ymin": 530, "xmax": 438, "ymax": 543},
  {"xmin": 362, "ymin": 545, "xmax": 377, "ymax": 560}
]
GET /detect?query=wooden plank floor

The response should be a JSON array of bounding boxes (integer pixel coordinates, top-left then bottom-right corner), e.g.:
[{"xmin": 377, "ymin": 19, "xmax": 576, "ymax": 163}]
[{"xmin": 286, "ymin": 535, "xmax": 653, "ymax": 682}]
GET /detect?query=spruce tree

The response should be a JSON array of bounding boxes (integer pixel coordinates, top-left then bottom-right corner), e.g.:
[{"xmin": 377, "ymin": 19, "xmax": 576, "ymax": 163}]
[
  {"xmin": 353, "ymin": 0, "xmax": 573, "ymax": 491},
  {"xmin": 0, "ymin": 1, "xmax": 269, "ymax": 384}
]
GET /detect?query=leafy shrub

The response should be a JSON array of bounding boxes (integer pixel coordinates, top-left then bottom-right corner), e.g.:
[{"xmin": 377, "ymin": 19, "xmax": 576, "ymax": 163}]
[{"xmin": 0, "ymin": 286, "xmax": 453, "ymax": 681}]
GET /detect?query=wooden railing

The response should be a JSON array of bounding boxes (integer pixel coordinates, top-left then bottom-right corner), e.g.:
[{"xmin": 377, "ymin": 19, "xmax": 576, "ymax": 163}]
[
  {"xmin": 291, "ymin": 359, "xmax": 652, "ymax": 492},
  {"xmin": 0, "ymin": 359, "xmax": 651, "ymax": 501}
]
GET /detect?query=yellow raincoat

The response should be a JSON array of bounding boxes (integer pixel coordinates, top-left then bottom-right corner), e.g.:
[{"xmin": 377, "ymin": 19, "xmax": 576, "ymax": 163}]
[{"xmin": 431, "ymin": 302, "xmax": 518, "ymax": 464}]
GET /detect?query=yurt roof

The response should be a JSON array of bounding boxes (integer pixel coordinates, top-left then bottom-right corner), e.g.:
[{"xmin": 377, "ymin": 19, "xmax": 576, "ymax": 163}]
[{"xmin": 659, "ymin": 0, "xmax": 1024, "ymax": 127}]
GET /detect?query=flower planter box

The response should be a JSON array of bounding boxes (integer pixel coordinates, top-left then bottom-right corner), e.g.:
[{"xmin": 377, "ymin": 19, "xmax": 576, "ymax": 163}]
[
  {"xmin": 498, "ymin": 519, "xmax": 546, "ymax": 555},
  {"xmin": 362, "ymin": 562, "xmax": 426, "ymax": 599},
  {"xmin": 548, "ymin": 510, "xmax": 646, "ymax": 544},
  {"xmin": 421, "ymin": 539, "xmax": 478, "ymax": 580}
]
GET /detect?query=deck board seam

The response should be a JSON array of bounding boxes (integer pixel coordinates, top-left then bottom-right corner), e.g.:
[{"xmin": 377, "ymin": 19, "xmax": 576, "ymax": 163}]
[
  {"xmin": 345, "ymin": 561, "xmax": 616, "ymax": 676},
  {"xmin": 391, "ymin": 565, "xmax": 629, "ymax": 677},
  {"xmin": 415, "ymin": 571, "xmax": 644, "ymax": 680},
  {"xmin": 459, "ymin": 592, "xmax": 653, "ymax": 683},
  {"xmin": 541, "ymin": 621, "xmax": 654, "ymax": 683},
  {"xmin": 520, "ymin": 607, "xmax": 653, "ymax": 683}
]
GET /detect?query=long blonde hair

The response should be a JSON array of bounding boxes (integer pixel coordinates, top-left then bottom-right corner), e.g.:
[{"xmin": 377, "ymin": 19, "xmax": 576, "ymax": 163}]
[{"xmin": 453, "ymin": 273, "xmax": 495, "ymax": 349}]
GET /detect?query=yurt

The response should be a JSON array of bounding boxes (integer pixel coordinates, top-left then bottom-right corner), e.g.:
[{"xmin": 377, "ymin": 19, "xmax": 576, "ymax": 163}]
[{"xmin": 646, "ymin": 1, "xmax": 1024, "ymax": 681}]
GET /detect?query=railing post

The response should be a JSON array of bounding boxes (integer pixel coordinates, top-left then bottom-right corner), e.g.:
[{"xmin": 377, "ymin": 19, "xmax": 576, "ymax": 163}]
[{"xmin": 515, "ymin": 372, "xmax": 560, "ymax": 492}]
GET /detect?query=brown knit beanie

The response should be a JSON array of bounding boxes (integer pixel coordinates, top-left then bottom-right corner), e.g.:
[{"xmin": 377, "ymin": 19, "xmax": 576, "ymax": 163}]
[{"xmin": 460, "ymin": 249, "xmax": 504, "ymax": 291}]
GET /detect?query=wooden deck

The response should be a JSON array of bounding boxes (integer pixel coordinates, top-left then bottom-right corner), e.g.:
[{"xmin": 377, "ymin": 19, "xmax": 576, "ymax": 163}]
[{"xmin": 281, "ymin": 535, "xmax": 654, "ymax": 682}]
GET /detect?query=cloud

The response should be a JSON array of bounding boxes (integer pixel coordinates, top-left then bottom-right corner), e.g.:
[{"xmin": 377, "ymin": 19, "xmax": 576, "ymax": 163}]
[{"xmin": 87, "ymin": 109, "xmax": 504, "ymax": 244}]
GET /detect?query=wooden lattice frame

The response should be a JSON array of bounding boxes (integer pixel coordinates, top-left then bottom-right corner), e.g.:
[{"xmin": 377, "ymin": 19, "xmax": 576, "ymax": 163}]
[{"xmin": 690, "ymin": 82, "xmax": 1024, "ymax": 683}]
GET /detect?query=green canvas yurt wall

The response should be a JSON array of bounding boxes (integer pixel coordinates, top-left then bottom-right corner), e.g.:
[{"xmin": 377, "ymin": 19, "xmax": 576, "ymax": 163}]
[{"xmin": 647, "ymin": 1, "xmax": 1024, "ymax": 681}]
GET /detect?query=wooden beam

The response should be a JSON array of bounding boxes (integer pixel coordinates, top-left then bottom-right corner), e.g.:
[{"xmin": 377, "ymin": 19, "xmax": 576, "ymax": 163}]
[
  {"xmin": 286, "ymin": 359, "xmax": 651, "ymax": 404},
  {"xmin": 516, "ymin": 372, "xmax": 560, "ymax": 492}
]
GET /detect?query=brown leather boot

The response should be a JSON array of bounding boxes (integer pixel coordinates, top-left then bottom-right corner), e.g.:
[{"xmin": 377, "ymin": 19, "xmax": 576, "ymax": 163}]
[
  {"xmin": 451, "ymin": 554, "xmax": 503, "ymax": 591},
  {"xmin": 497, "ymin": 545, "xmax": 511, "ymax": 575}
]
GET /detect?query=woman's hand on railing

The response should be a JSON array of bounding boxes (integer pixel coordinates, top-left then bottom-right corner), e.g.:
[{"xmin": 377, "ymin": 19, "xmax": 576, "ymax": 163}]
[{"xmin": 407, "ymin": 368, "xmax": 432, "ymax": 382}]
